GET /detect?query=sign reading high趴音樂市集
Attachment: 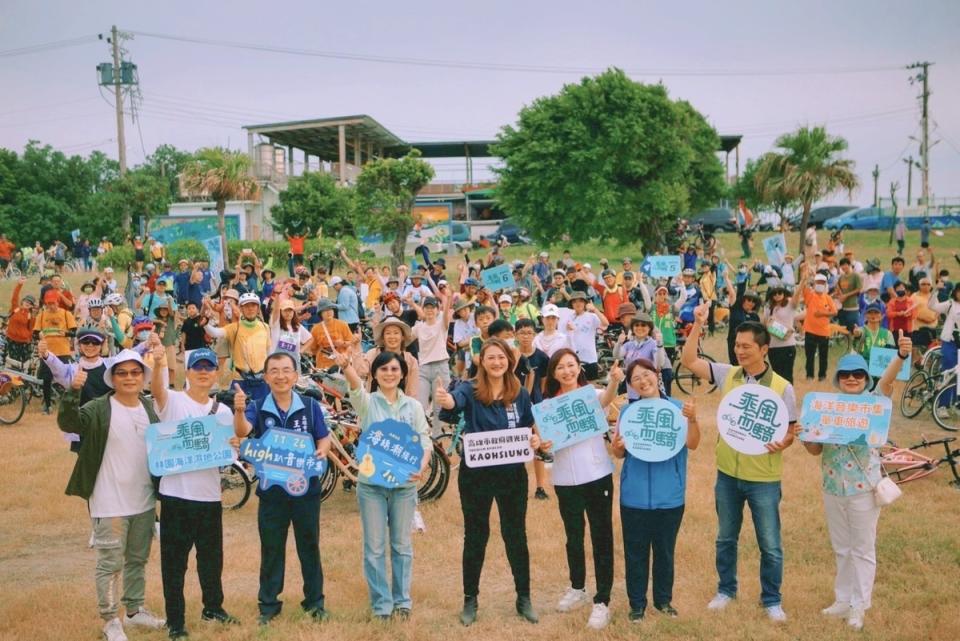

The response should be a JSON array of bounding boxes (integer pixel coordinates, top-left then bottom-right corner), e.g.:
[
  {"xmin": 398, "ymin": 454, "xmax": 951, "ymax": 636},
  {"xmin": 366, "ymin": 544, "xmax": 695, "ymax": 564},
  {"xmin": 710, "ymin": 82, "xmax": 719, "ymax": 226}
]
[
  {"xmin": 618, "ymin": 398, "xmax": 687, "ymax": 462},
  {"xmin": 481, "ymin": 264, "xmax": 514, "ymax": 292},
  {"xmin": 763, "ymin": 233, "xmax": 787, "ymax": 267},
  {"xmin": 867, "ymin": 347, "xmax": 911, "ymax": 381},
  {"xmin": 462, "ymin": 427, "xmax": 533, "ymax": 468},
  {"xmin": 532, "ymin": 386, "xmax": 608, "ymax": 452},
  {"xmin": 716, "ymin": 384, "xmax": 789, "ymax": 455},
  {"xmin": 240, "ymin": 427, "xmax": 327, "ymax": 496},
  {"xmin": 799, "ymin": 393, "xmax": 891, "ymax": 446},
  {"xmin": 355, "ymin": 419, "xmax": 425, "ymax": 488},
  {"xmin": 641, "ymin": 255, "xmax": 682, "ymax": 279},
  {"xmin": 146, "ymin": 414, "xmax": 236, "ymax": 476}
]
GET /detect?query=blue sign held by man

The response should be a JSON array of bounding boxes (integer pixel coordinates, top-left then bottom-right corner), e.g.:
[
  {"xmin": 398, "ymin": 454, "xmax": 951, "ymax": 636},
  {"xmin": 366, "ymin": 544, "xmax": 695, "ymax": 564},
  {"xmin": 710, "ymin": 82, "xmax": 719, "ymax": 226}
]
[
  {"xmin": 240, "ymin": 427, "xmax": 327, "ymax": 496},
  {"xmin": 146, "ymin": 414, "xmax": 236, "ymax": 476},
  {"xmin": 355, "ymin": 419, "xmax": 425, "ymax": 488},
  {"xmin": 481, "ymin": 264, "xmax": 514, "ymax": 292},
  {"xmin": 641, "ymin": 255, "xmax": 682, "ymax": 279},
  {"xmin": 618, "ymin": 398, "xmax": 687, "ymax": 462},
  {"xmin": 532, "ymin": 385, "xmax": 607, "ymax": 452}
]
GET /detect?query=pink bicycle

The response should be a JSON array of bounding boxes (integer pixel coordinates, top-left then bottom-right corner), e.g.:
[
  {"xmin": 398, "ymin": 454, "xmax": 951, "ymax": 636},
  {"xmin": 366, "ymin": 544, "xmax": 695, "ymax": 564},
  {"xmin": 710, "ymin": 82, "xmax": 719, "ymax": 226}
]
[{"xmin": 880, "ymin": 436, "xmax": 960, "ymax": 487}]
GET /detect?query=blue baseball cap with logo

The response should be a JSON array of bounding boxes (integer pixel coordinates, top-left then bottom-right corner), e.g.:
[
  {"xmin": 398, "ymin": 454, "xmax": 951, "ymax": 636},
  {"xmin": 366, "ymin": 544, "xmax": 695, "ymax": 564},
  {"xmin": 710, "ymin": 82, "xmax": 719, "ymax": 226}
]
[{"xmin": 187, "ymin": 348, "xmax": 218, "ymax": 369}]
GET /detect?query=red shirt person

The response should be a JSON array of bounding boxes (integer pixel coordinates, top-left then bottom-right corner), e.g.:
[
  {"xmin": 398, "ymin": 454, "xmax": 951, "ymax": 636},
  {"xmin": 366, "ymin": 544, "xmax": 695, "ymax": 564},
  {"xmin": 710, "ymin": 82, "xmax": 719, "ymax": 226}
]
[{"xmin": 886, "ymin": 283, "xmax": 916, "ymax": 336}]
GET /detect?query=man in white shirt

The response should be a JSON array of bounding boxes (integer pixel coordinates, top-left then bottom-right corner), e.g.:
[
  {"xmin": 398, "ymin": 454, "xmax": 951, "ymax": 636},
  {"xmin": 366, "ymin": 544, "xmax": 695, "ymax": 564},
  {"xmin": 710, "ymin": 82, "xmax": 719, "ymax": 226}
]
[
  {"xmin": 565, "ymin": 292, "xmax": 609, "ymax": 380},
  {"xmin": 57, "ymin": 350, "xmax": 166, "ymax": 641},
  {"xmin": 150, "ymin": 345, "xmax": 240, "ymax": 639}
]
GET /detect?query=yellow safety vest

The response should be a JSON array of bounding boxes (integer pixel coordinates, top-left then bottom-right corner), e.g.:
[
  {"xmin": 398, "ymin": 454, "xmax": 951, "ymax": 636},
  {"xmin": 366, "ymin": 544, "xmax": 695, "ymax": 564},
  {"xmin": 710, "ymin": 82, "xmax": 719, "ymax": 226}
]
[{"xmin": 717, "ymin": 366, "xmax": 789, "ymax": 482}]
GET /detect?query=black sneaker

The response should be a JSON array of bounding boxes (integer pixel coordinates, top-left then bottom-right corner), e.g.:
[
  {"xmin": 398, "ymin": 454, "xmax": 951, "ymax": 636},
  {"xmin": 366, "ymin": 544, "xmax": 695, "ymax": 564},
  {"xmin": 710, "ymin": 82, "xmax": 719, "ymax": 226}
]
[
  {"xmin": 536, "ymin": 451, "xmax": 554, "ymax": 464},
  {"xmin": 655, "ymin": 603, "xmax": 679, "ymax": 618},
  {"xmin": 201, "ymin": 609, "xmax": 240, "ymax": 625},
  {"xmin": 342, "ymin": 479, "xmax": 355, "ymax": 493},
  {"xmin": 167, "ymin": 627, "xmax": 189, "ymax": 639},
  {"xmin": 393, "ymin": 607, "xmax": 411, "ymax": 621},
  {"xmin": 534, "ymin": 487, "xmax": 549, "ymax": 500},
  {"xmin": 257, "ymin": 613, "xmax": 278, "ymax": 626},
  {"xmin": 309, "ymin": 607, "xmax": 328, "ymax": 622},
  {"xmin": 628, "ymin": 607, "xmax": 645, "ymax": 622},
  {"xmin": 460, "ymin": 596, "xmax": 478, "ymax": 626},
  {"xmin": 515, "ymin": 595, "xmax": 538, "ymax": 624}
]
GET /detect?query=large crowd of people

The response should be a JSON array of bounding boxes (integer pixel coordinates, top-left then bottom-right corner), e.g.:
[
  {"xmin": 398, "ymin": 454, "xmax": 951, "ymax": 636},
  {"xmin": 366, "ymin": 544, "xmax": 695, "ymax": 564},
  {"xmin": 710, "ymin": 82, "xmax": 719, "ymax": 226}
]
[{"xmin": 4, "ymin": 223, "xmax": 943, "ymax": 640}]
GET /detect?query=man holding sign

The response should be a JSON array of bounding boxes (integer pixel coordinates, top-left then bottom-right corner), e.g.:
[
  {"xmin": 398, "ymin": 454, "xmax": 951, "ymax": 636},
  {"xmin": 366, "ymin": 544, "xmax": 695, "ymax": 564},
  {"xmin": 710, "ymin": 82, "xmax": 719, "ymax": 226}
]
[
  {"xmin": 233, "ymin": 352, "xmax": 332, "ymax": 625},
  {"xmin": 681, "ymin": 302, "xmax": 799, "ymax": 623}
]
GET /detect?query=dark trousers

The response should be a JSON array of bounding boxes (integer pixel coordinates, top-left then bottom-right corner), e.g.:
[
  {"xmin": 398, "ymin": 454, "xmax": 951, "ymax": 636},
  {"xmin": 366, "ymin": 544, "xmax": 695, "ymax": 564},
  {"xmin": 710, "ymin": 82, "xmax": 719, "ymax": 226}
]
[
  {"xmin": 159, "ymin": 495, "xmax": 224, "ymax": 629},
  {"xmin": 459, "ymin": 466, "xmax": 530, "ymax": 598},
  {"xmin": 768, "ymin": 346, "xmax": 796, "ymax": 384},
  {"xmin": 621, "ymin": 504, "xmax": 685, "ymax": 611},
  {"xmin": 555, "ymin": 474, "xmax": 614, "ymax": 605},
  {"xmin": 727, "ymin": 337, "xmax": 739, "ymax": 366},
  {"xmin": 257, "ymin": 492, "xmax": 324, "ymax": 616},
  {"xmin": 804, "ymin": 333, "xmax": 830, "ymax": 379},
  {"xmin": 39, "ymin": 355, "xmax": 70, "ymax": 406}
]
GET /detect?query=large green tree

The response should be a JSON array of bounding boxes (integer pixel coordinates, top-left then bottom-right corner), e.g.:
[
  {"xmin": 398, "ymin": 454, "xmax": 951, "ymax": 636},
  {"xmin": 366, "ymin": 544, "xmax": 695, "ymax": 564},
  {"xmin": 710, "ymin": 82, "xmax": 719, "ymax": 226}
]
[
  {"xmin": 270, "ymin": 171, "xmax": 355, "ymax": 238},
  {"xmin": 111, "ymin": 169, "xmax": 171, "ymax": 233},
  {"xmin": 180, "ymin": 148, "xmax": 260, "ymax": 263},
  {"xmin": 355, "ymin": 151, "xmax": 434, "ymax": 270},
  {"xmin": 491, "ymin": 68, "xmax": 725, "ymax": 251},
  {"xmin": 754, "ymin": 126, "xmax": 859, "ymax": 254}
]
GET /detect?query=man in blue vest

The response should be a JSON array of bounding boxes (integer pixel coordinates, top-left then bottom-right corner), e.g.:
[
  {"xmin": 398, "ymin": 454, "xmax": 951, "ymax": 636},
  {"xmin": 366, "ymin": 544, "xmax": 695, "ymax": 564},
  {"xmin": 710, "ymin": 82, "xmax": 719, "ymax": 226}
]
[
  {"xmin": 233, "ymin": 351, "xmax": 332, "ymax": 625},
  {"xmin": 681, "ymin": 301, "xmax": 800, "ymax": 623}
]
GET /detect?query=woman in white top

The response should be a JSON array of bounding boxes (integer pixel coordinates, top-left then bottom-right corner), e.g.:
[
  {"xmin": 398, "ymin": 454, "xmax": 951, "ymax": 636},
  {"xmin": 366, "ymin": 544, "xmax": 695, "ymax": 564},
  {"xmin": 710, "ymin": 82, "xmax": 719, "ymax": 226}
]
[
  {"xmin": 355, "ymin": 317, "xmax": 419, "ymax": 398},
  {"xmin": 408, "ymin": 292, "xmax": 453, "ymax": 435},
  {"xmin": 538, "ymin": 348, "xmax": 620, "ymax": 630},
  {"xmin": 534, "ymin": 303, "xmax": 571, "ymax": 357},
  {"xmin": 269, "ymin": 297, "xmax": 313, "ymax": 367},
  {"xmin": 763, "ymin": 286, "xmax": 801, "ymax": 383}
]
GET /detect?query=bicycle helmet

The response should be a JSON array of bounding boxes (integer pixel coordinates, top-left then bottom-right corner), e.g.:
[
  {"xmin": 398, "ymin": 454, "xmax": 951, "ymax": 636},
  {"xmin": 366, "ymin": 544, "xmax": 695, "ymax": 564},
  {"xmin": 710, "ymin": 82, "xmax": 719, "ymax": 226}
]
[
  {"xmin": 238, "ymin": 292, "xmax": 261, "ymax": 306},
  {"xmin": 105, "ymin": 293, "xmax": 125, "ymax": 306},
  {"xmin": 144, "ymin": 263, "xmax": 156, "ymax": 273},
  {"xmin": 87, "ymin": 297, "xmax": 103, "ymax": 309}
]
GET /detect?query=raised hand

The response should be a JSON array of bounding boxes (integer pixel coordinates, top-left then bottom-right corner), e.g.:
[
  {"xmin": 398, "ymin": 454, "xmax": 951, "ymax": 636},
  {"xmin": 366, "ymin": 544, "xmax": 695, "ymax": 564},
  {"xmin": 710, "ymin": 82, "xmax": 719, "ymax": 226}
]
[
  {"xmin": 608, "ymin": 360, "xmax": 625, "ymax": 385},
  {"xmin": 232, "ymin": 382, "xmax": 247, "ymax": 413},
  {"xmin": 693, "ymin": 301, "xmax": 710, "ymax": 324},
  {"xmin": 897, "ymin": 329, "xmax": 912, "ymax": 357},
  {"xmin": 37, "ymin": 339, "xmax": 49, "ymax": 359},
  {"xmin": 72, "ymin": 369, "xmax": 88, "ymax": 390},
  {"xmin": 682, "ymin": 398, "xmax": 697, "ymax": 422}
]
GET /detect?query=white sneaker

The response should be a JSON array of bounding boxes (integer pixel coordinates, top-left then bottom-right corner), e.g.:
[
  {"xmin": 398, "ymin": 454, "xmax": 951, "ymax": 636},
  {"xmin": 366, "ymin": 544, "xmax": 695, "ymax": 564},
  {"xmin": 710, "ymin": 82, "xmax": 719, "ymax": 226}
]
[
  {"xmin": 124, "ymin": 607, "xmax": 165, "ymax": 629},
  {"xmin": 765, "ymin": 604, "xmax": 787, "ymax": 623},
  {"xmin": 847, "ymin": 606, "xmax": 864, "ymax": 630},
  {"xmin": 556, "ymin": 587, "xmax": 590, "ymax": 612},
  {"xmin": 412, "ymin": 509, "xmax": 426, "ymax": 533},
  {"xmin": 821, "ymin": 601, "xmax": 850, "ymax": 617},
  {"xmin": 102, "ymin": 618, "xmax": 128, "ymax": 641},
  {"xmin": 707, "ymin": 593, "xmax": 733, "ymax": 611},
  {"xmin": 586, "ymin": 603, "xmax": 610, "ymax": 630}
]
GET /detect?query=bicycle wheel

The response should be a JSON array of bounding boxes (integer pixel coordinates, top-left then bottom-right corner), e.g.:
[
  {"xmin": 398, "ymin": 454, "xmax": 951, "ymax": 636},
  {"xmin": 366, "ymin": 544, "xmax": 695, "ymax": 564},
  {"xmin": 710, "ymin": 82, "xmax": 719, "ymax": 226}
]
[
  {"xmin": 319, "ymin": 461, "xmax": 340, "ymax": 502},
  {"xmin": 419, "ymin": 443, "xmax": 450, "ymax": 503},
  {"xmin": 0, "ymin": 384, "xmax": 26, "ymax": 424},
  {"xmin": 932, "ymin": 384, "xmax": 960, "ymax": 432},
  {"xmin": 922, "ymin": 347, "xmax": 942, "ymax": 378},
  {"xmin": 220, "ymin": 463, "xmax": 252, "ymax": 510},
  {"xmin": 900, "ymin": 371, "xmax": 931, "ymax": 419},
  {"xmin": 674, "ymin": 353, "xmax": 717, "ymax": 395},
  {"xmin": 432, "ymin": 431, "xmax": 463, "ymax": 470}
]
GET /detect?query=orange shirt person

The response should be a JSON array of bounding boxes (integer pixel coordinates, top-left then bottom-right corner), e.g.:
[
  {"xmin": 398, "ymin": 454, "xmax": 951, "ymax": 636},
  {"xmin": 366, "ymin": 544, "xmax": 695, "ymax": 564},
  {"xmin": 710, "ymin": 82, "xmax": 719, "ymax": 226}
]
[
  {"xmin": 800, "ymin": 270, "xmax": 837, "ymax": 381},
  {"xmin": 309, "ymin": 299, "xmax": 354, "ymax": 369}
]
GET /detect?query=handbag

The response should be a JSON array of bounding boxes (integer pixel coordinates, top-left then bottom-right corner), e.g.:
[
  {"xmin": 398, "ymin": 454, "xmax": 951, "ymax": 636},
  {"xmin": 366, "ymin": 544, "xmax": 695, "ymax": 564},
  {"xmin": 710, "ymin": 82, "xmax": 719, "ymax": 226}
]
[{"xmin": 847, "ymin": 445, "xmax": 901, "ymax": 507}]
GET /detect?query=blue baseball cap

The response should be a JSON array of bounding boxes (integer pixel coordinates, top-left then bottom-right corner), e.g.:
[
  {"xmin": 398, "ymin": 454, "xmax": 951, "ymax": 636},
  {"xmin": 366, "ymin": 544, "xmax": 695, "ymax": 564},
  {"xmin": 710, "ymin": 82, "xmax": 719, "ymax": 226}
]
[
  {"xmin": 834, "ymin": 353, "xmax": 869, "ymax": 389},
  {"xmin": 187, "ymin": 348, "xmax": 218, "ymax": 369}
]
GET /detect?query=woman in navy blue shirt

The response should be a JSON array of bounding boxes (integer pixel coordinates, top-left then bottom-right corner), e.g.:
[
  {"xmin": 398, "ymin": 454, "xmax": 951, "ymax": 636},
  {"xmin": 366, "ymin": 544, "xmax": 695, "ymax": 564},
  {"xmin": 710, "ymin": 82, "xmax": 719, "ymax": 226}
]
[
  {"xmin": 611, "ymin": 358, "xmax": 700, "ymax": 622},
  {"xmin": 435, "ymin": 338, "xmax": 542, "ymax": 627}
]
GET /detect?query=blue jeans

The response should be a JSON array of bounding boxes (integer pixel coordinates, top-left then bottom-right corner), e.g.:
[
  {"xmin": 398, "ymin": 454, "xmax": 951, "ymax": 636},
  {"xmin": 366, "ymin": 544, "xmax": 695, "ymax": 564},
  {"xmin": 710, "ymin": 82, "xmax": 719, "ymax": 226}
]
[
  {"xmin": 938, "ymin": 340, "xmax": 957, "ymax": 406},
  {"xmin": 715, "ymin": 471, "xmax": 783, "ymax": 607},
  {"xmin": 357, "ymin": 482, "xmax": 417, "ymax": 615}
]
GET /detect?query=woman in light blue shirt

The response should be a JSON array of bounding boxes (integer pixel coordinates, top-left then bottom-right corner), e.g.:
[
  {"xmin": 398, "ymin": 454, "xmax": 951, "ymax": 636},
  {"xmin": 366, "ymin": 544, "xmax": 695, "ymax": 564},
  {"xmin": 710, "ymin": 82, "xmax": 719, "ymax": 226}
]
[{"xmin": 335, "ymin": 349, "xmax": 430, "ymax": 621}]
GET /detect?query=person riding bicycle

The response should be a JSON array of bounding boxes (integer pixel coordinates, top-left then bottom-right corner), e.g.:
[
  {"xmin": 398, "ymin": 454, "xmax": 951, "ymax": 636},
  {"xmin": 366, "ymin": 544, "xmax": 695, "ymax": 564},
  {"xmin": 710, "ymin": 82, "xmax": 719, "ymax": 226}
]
[{"xmin": 204, "ymin": 292, "xmax": 271, "ymax": 401}]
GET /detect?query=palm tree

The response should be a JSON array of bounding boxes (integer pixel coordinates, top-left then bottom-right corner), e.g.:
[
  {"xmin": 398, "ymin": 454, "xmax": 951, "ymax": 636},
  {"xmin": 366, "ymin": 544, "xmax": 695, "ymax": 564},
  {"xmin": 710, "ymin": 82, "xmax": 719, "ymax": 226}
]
[
  {"xmin": 755, "ymin": 127, "xmax": 859, "ymax": 255},
  {"xmin": 180, "ymin": 148, "xmax": 260, "ymax": 263}
]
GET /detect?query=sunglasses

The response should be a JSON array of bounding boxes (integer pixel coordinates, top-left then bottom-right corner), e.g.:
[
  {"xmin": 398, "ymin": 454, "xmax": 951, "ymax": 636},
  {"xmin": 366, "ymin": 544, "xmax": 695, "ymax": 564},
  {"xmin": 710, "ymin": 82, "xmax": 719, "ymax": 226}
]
[
  {"xmin": 112, "ymin": 368, "xmax": 144, "ymax": 378},
  {"xmin": 79, "ymin": 339, "xmax": 103, "ymax": 346},
  {"xmin": 189, "ymin": 363, "xmax": 217, "ymax": 372},
  {"xmin": 837, "ymin": 371, "xmax": 868, "ymax": 381}
]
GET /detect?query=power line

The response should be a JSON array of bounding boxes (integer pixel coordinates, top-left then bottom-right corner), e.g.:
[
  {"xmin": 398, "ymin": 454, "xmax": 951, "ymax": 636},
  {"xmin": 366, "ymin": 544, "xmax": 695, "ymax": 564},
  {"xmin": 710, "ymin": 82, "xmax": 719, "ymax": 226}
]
[
  {"xmin": 128, "ymin": 30, "xmax": 905, "ymax": 77},
  {"xmin": 0, "ymin": 35, "xmax": 98, "ymax": 58}
]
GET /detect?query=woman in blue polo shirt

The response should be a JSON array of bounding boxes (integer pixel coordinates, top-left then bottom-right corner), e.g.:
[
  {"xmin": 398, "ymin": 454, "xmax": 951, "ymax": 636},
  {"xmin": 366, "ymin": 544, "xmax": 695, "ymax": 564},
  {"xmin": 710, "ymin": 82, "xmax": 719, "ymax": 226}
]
[
  {"xmin": 611, "ymin": 358, "xmax": 700, "ymax": 622},
  {"xmin": 435, "ymin": 338, "xmax": 542, "ymax": 627}
]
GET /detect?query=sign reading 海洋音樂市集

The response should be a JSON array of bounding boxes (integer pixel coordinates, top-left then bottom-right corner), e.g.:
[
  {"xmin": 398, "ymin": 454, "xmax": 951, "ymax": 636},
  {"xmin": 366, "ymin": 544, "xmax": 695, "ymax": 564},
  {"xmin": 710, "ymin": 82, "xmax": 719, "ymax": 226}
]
[{"xmin": 799, "ymin": 393, "xmax": 891, "ymax": 446}]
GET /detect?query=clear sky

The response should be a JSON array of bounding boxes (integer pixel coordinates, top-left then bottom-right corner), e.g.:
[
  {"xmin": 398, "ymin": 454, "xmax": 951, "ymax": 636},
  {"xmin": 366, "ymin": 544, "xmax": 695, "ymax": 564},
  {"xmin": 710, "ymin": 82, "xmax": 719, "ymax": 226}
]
[{"xmin": 2, "ymin": 0, "xmax": 958, "ymax": 206}]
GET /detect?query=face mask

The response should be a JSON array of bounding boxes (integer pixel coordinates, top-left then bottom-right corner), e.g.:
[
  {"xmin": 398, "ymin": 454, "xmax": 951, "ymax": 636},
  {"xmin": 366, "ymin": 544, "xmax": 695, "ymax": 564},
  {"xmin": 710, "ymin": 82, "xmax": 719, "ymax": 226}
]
[
  {"xmin": 135, "ymin": 330, "xmax": 150, "ymax": 342},
  {"xmin": 738, "ymin": 268, "xmax": 747, "ymax": 274},
  {"xmin": 814, "ymin": 284, "xmax": 827, "ymax": 294},
  {"xmin": 896, "ymin": 290, "xmax": 906, "ymax": 297}
]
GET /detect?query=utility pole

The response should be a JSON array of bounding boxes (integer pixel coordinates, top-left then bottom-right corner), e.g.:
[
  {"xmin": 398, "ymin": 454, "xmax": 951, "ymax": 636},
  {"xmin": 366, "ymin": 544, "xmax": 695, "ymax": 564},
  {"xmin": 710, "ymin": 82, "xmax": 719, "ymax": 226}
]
[
  {"xmin": 903, "ymin": 156, "xmax": 915, "ymax": 206},
  {"xmin": 907, "ymin": 61, "xmax": 932, "ymax": 206},
  {"xmin": 111, "ymin": 25, "xmax": 127, "ymax": 177},
  {"xmin": 872, "ymin": 164, "xmax": 879, "ymax": 208}
]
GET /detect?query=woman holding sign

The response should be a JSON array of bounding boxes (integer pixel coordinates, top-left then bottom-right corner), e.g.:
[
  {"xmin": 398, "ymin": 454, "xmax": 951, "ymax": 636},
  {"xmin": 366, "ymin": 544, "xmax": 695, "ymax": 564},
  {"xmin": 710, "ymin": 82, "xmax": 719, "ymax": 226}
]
[
  {"xmin": 334, "ymin": 350, "xmax": 431, "ymax": 621},
  {"xmin": 434, "ymin": 338, "xmax": 542, "ymax": 627},
  {"xmin": 611, "ymin": 358, "xmax": 700, "ymax": 622},
  {"xmin": 539, "ymin": 349, "xmax": 622, "ymax": 630},
  {"xmin": 801, "ymin": 333, "xmax": 909, "ymax": 631}
]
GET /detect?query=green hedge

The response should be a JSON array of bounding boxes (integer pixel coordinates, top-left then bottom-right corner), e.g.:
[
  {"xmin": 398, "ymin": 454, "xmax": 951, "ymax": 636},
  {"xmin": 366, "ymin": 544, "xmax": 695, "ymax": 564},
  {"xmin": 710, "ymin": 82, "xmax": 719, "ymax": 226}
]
[{"xmin": 96, "ymin": 237, "xmax": 365, "ymax": 271}]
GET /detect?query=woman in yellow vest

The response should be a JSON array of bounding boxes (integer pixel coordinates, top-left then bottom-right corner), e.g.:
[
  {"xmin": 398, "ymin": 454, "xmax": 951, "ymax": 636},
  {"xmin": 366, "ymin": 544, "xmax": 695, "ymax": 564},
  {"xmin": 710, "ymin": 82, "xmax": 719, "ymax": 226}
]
[{"xmin": 680, "ymin": 301, "xmax": 800, "ymax": 623}]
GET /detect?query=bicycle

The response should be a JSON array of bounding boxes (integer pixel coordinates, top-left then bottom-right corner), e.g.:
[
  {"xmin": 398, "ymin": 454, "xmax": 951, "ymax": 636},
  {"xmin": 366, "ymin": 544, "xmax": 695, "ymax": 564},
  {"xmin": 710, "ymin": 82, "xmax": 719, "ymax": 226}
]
[
  {"xmin": 432, "ymin": 415, "xmax": 466, "ymax": 471},
  {"xmin": 880, "ymin": 436, "xmax": 960, "ymax": 488},
  {"xmin": 0, "ymin": 370, "xmax": 29, "ymax": 425},
  {"xmin": 671, "ymin": 328, "xmax": 717, "ymax": 395}
]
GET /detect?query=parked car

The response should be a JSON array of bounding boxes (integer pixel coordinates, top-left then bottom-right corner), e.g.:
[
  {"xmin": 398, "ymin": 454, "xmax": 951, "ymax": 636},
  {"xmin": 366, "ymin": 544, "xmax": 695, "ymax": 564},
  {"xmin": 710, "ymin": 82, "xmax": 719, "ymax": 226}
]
[
  {"xmin": 823, "ymin": 206, "xmax": 891, "ymax": 231},
  {"xmin": 788, "ymin": 205, "xmax": 859, "ymax": 230},
  {"xmin": 483, "ymin": 219, "xmax": 530, "ymax": 245},
  {"xmin": 688, "ymin": 208, "xmax": 738, "ymax": 232}
]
